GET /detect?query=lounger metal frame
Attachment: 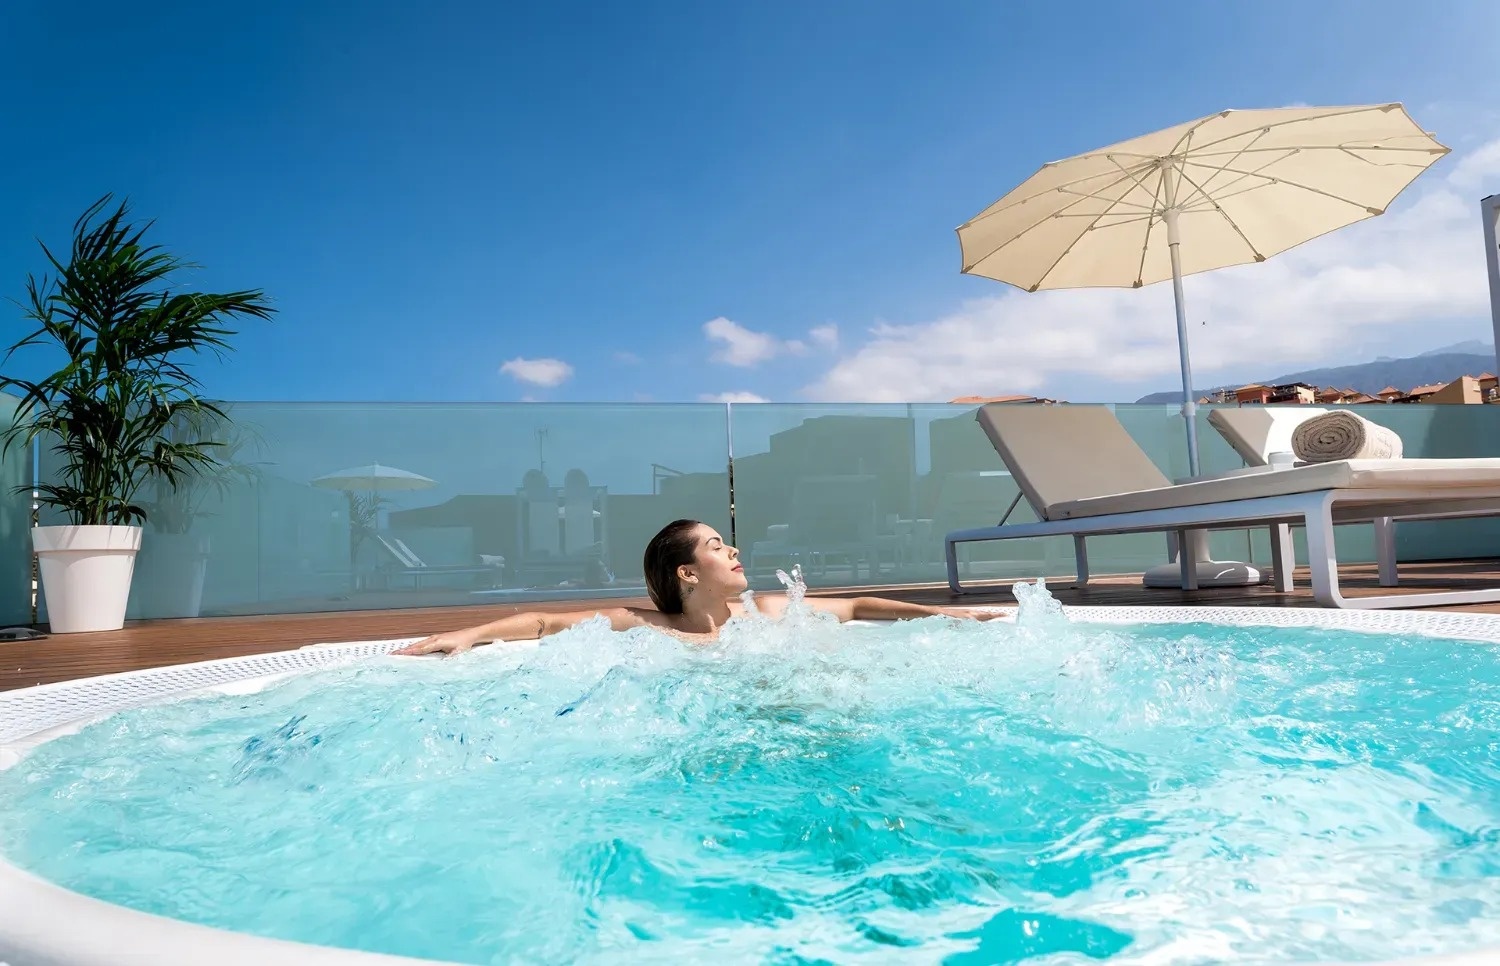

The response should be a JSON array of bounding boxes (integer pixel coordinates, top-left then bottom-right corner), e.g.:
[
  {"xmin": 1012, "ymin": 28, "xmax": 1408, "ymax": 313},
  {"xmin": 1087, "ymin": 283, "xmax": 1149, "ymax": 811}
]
[{"xmin": 947, "ymin": 487, "xmax": 1500, "ymax": 609}]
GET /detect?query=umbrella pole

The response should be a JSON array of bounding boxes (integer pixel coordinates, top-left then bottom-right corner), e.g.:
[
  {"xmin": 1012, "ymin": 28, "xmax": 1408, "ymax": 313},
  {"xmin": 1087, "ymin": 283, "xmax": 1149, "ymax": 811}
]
[
  {"xmin": 1162, "ymin": 205, "xmax": 1201, "ymax": 478},
  {"xmin": 1141, "ymin": 205, "xmax": 1268, "ymax": 589}
]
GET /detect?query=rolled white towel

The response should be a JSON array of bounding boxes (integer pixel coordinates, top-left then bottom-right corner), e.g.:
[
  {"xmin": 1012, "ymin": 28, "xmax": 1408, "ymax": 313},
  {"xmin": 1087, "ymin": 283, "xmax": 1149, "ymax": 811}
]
[{"xmin": 1291, "ymin": 411, "xmax": 1403, "ymax": 463}]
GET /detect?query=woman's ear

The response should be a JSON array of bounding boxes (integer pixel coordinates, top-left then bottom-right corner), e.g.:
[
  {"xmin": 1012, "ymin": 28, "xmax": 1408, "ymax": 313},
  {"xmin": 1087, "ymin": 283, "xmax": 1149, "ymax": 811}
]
[{"xmin": 677, "ymin": 564, "xmax": 697, "ymax": 585}]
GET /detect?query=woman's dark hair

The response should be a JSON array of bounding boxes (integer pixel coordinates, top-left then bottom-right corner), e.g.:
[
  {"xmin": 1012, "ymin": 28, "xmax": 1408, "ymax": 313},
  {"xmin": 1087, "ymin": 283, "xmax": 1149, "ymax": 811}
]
[{"xmin": 643, "ymin": 519, "xmax": 703, "ymax": 614}]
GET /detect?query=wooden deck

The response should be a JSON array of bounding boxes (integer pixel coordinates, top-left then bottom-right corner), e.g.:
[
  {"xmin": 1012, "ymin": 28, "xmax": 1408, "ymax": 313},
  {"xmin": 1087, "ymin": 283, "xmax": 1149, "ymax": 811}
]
[{"xmin": 4, "ymin": 559, "xmax": 1500, "ymax": 692}]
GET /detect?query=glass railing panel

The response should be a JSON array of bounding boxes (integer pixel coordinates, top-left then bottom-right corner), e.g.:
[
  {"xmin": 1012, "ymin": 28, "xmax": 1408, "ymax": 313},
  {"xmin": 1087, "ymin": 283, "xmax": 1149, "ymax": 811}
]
[
  {"xmin": 727, "ymin": 403, "xmax": 1217, "ymax": 591},
  {"xmin": 0, "ymin": 394, "xmax": 32, "ymax": 627},
  {"xmin": 729, "ymin": 403, "xmax": 930, "ymax": 589},
  {"xmin": 34, "ymin": 402, "xmax": 732, "ymax": 619},
  {"xmin": 919, "ymin": 403, "xmax": 1075, "ymax": 584}
]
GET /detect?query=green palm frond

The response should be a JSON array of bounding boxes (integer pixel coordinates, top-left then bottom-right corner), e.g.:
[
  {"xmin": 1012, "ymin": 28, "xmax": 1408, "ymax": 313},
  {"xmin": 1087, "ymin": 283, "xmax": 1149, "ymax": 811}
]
[{"xmin": 0, "ymin": 195, "xmax": 275, "ymax": 526}]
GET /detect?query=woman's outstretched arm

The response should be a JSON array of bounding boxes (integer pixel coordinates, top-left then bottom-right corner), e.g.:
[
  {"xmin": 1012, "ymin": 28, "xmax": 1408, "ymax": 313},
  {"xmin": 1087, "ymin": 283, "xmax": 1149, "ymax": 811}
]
[
  {"xmin": 801, "ymin": 596, "xmax": 1002, "ymax": 622},
  {"xmin": 392, "ymin": 608, "xmax": 645, "ymax": 656}
]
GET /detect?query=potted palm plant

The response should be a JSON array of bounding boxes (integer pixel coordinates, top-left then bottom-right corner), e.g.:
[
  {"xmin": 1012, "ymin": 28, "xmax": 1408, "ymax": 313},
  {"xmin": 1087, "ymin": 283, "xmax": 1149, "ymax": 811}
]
[{"xmin": 0, "ymin": 196, "xmax": 274, "ymax": 633}]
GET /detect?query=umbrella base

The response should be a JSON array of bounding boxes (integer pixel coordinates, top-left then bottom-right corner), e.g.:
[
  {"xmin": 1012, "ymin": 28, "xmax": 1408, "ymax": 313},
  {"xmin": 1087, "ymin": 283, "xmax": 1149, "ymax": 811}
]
[{"xmin": 1141, "ymin": 558, "xmax": 1270, "ymax": 589}]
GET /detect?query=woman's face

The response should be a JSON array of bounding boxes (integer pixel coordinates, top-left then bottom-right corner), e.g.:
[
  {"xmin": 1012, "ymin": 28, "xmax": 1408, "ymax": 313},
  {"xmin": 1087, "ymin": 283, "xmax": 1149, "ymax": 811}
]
[{"xmin": 681, "ymin": 524, "xmax": 747, "ymax": 598}]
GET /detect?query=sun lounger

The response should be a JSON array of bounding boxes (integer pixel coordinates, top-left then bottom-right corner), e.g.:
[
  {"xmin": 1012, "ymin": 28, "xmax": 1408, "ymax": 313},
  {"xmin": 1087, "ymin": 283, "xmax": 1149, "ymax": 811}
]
[
  {"xmin": 370, "ymin": 534, "xmax": 501, "ymax": 590},
  {"xmin": 945, "ymin": 404, "xmax": 1500, "ymax": 609},
  {"xmin": 369, "ymin": 531, "xmax": 504, "ymax": 591},
  {"xmin": 1207, "ymin": 406, "xmax": 1398, "ymax": 588}
]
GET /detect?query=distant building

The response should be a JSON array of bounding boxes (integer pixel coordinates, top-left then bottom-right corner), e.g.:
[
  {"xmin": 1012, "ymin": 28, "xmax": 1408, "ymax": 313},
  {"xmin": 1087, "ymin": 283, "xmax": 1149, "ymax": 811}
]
[
  {"xmin": 1234, "ymin": 384, "xmax": 1272, "ymax": 405},
  {"xmin": 1419, "ymin": 375, "xmax": 1484, "ymax": 405},
  {"xmin": 1210, "ymin": 371, "xmax": 1500, "ymax": 408},
  {"xmin": 1400, "ymin": 382, "xmax": 1448, "ymax": 403},
  {"xmin": 1266, "ymin": 382, "xmax": 1318, "ymax": 404}
]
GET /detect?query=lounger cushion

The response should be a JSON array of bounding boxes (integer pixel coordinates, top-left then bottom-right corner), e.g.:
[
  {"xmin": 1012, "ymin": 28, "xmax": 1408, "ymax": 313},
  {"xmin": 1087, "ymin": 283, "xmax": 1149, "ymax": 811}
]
[
  {"xmin": 976, "ymin": 404, "xmax": 1170, "ymax": 517},
  {"xmin": 1049, "ymin": 458, "xmax": 1500, "ymax": 519},
  {"xmin": 1206, "ymin": 406, "xmax": 1329, "ymax": 465}
]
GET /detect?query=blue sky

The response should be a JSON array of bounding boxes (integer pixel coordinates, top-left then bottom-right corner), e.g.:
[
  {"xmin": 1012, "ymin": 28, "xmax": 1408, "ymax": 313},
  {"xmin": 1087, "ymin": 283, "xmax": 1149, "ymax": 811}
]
[{"xmin": 2, "ymin": 0, "xmax": 1498, "ymax": 405}]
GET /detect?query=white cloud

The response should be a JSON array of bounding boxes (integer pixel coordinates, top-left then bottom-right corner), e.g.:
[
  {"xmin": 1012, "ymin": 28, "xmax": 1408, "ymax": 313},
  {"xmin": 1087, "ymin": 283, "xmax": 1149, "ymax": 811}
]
[
  {"xmin": 499, "ymin": 357, "xmax": 574, "ymax": 387},
  {"xmin": 699, "ymin": 391, "xmax": 770, "ymax": 403},
  {"xmin": 809, "ymin": 324, "xmax": 839, "ymax": 349},
  {"xmin": 704, "ymin": 317, "xmax": 781, "ymax": 367},
  {"xmin": 703, "ymin": 316, "xmax": 811, "ymax": 367},
  {"xmin": 1449, "ymin": 138, "xmax": 1500, "ymax": 193},
  {"xmin": 805, "ymin": 136, "xmax": 1500, "ymax": 402},
  {"xmin": 613, "ymin": 351, "xmax": 642, "ymax": 365}
]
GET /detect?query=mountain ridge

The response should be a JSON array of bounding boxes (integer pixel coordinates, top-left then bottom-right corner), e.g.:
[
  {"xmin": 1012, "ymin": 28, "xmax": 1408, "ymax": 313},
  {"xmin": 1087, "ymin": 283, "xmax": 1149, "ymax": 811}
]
[{"xmin": 1134, "ymin": 343, "xmax": 1496, "ymax": 405}]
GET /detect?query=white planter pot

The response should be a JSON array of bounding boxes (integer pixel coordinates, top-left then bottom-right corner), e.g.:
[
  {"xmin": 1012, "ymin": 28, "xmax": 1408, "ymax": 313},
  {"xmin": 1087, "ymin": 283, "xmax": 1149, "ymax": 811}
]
[
  {"xmin": 33, "ymin": 525, "xmax": 143, "ymax": 633},
  {"xmin": 134, "ymin": 533, "xmax": 210, "ymax": 619}
]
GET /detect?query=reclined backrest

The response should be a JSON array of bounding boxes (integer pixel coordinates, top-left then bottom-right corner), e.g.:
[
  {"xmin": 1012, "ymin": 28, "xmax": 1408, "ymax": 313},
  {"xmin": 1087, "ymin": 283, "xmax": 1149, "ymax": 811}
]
[
  {"xmin": 975, "ymin": 404, "xmax": 1171, "ymax": 519},
  {"xmin": 1207, "ymin": 406, "xmax": 1329, "ymax": 465}
]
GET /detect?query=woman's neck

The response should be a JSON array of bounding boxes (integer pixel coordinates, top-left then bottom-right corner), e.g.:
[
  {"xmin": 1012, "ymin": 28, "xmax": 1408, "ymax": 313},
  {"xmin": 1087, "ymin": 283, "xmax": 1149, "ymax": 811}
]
[{"xmin": 676, "ymin": 592, "xmax": 733, "ymax": 634}]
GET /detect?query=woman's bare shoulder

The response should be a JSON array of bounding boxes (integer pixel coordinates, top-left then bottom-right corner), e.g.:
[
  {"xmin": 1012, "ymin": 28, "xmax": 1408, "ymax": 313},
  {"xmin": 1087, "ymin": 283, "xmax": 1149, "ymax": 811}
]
[
  {"xmin": 741, "ymin": 594, "xmax": 788, "ymax": 617},
  {"xmin": 545, "ymin": 606, "xmax": 665, "ymax": 633},
  {"xmin": 614, "ymin": 606, "xmax": 674, "ymax": 629}
]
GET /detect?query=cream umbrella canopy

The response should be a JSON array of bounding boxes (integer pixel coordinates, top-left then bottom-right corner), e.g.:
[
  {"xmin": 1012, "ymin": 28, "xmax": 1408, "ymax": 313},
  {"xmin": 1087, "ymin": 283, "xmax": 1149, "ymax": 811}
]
[
  {"xmin": 311, "ymin": 463, "xmax": 439, "ymax": 493},
  {"xmin": 957, "ymin": 102, "xmax": 1449, "ymax": 474}
]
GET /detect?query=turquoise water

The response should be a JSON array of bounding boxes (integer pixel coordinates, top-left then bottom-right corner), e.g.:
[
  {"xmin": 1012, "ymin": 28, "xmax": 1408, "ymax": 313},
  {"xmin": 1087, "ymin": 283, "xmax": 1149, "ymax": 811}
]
[{"xmin": 2, "ymin": 590, "xmax": 1500, "ymax": 964}]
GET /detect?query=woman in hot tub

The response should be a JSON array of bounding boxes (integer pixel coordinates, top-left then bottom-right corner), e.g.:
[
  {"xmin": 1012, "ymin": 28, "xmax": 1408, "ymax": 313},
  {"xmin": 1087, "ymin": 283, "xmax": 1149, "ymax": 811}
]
[{"xmin": 395, "ymin": 518, "xmax": 999, "ymax": 655}]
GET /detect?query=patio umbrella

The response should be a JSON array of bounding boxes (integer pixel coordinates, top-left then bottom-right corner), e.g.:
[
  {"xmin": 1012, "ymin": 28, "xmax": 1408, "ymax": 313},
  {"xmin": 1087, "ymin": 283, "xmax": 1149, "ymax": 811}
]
[
  {"xmin": 311, "ymin": 463, "xmax": 439, "ymax": 493},
  {"xmin": 312, "ymin": 463, "xmax": 439, "ymax": 586},
  {"xmin": 956, "ymin": 102, "xmax": 1449, "ymax": 475},
  {"xmin": 956, "ymin": 103, "xmax": 1448, "ymax": 588}
]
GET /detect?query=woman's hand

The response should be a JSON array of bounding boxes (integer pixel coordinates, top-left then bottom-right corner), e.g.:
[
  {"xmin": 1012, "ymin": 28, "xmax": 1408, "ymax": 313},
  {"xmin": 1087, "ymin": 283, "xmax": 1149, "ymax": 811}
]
[
  {"xmin": 936, "ymin": 606, "xmax": 1009, "ymax": 621},
  {"xmin": 392, "ymin": 629, "xmax": 483, "ymax": 656}
]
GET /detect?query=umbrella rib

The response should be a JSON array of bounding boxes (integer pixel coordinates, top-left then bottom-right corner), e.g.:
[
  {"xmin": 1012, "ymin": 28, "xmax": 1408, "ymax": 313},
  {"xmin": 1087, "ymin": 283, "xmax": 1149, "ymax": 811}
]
[
  {"xmin": 1169, "ymin": 103, "xmax": 1401, "ymax": 155},
  {"xmin": 1187, "ymin": 160, "xmax": 1392, "ymax": 212},
  {"xmin": 1054, "ymin": 212, "xmax": 1155, "ymax": 224},
  {"xmin": 1174, "ymin": 147, "xmax": 1295, "ymax": 213},
  {"xmin": 1105, "ymin": 155, "xmax": 1170, "ymax": 288},
  {"xmin": 1083, "ymin": 142, "xmax": 1442, "ymax": 168},
  {"xmin": 1178, "ymin": 182, "xmax": 1265, "ymax": 210},
  {"xmin": 1186, "ymin": 142, "xmax": 1448, "ymax": 159},
  {"xmin": 1172, "ymin": 129, "xmax": 1271, "ymax": 211},
  {"xmin": 1096, "ymin": 152, "xmax": 1170, "ymax": 289},
  {"xmin": 1055, "ymin": 188, "xmax": 1158, "ymax": 213},
  {"xmin": 959, "ymin": 158, "xmax": 1158, "ymax": 226},
  {"xmin": 964, "ymin": 168, "xmax": 1146, "ymax": 269},
  {"xmin": 1332, "ymin": 145, "xmax": 1438, "ymax": 168},
  {"xmin": 1172, "ymin": 165, "xmax": 1264, "ymax": 260},
  {"xmin": 1174, "ymin": 138, "xmax": 1426, "ymax": 212},
  {"xmin": 1019, "ymin": 155, "xmax": 1161, "ymax": 290},
  {"xmin": 1163, "ymin": 111, "xmax": 1221, "ymax": 159}
]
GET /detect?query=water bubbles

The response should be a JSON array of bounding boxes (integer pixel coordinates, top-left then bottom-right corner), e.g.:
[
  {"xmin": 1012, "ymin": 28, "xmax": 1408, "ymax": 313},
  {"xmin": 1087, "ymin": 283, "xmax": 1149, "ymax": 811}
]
[{"xmin": 774, "ymin": 563, "xmax": 808, "ymax": 609}]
